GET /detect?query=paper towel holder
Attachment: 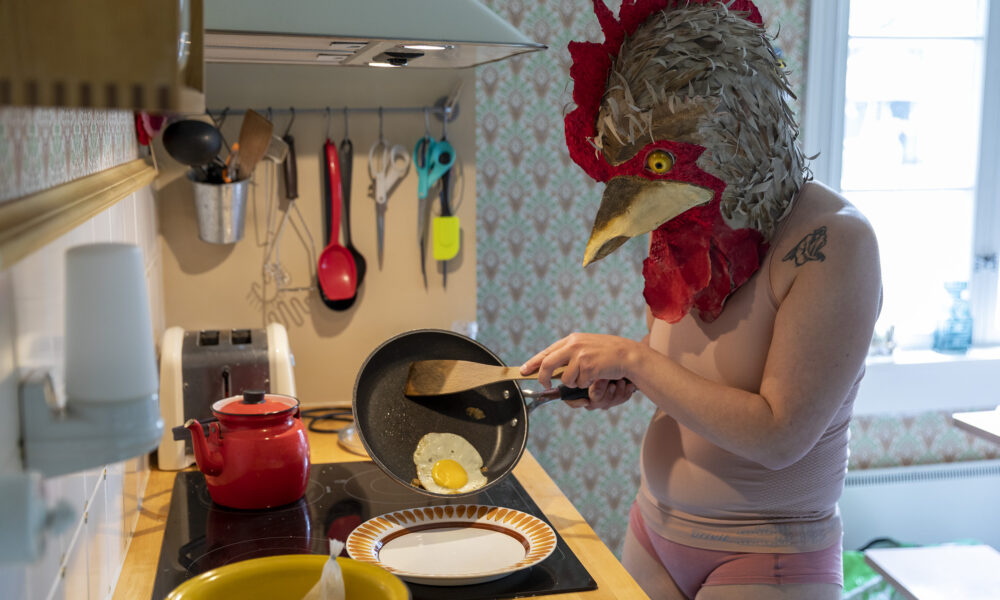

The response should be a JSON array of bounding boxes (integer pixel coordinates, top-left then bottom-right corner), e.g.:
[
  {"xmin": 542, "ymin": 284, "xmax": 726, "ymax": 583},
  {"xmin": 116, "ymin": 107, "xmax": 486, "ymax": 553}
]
[
  {"xmin": 20, "ymin": 243, "xmax": 163, "ymax": 477},
  {"xmin": 4, "ymin": 244, "xmax": 163, "ymax": 563}
]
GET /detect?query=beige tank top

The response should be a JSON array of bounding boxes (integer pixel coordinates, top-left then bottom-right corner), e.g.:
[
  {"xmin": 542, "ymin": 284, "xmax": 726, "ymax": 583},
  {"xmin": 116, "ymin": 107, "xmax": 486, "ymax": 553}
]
[{"xmin": 637, "ymin": 182, "xmax": 860, "ymax": 553}]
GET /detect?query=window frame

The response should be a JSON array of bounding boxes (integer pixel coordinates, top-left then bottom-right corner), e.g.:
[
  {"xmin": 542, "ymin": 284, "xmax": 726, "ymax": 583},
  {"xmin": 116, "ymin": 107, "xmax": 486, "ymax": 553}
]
[{"xmin": 802, "ymin": 0, "xmax": 1000, "ymax": 347}]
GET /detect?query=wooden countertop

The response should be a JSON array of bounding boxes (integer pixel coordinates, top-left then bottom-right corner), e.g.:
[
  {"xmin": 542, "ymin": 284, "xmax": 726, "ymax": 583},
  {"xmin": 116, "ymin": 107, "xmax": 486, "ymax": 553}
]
[{"xmin": 113, "ymin": 429, "xmax": 649, "ymax": 600}]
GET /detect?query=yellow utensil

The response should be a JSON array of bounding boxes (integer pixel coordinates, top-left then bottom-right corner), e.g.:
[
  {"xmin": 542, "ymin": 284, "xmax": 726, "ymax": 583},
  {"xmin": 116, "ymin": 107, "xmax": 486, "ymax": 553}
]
[{"xmin": 432, "ymin": 216, "xmax": 460, "ymax": 260}]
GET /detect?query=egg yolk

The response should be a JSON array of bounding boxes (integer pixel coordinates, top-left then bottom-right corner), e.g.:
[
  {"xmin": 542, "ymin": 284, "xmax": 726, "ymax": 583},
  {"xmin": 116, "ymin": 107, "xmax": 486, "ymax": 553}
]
[{"xmin": 431, "ymin": 459, "xmax": 468, "ymax": 489}]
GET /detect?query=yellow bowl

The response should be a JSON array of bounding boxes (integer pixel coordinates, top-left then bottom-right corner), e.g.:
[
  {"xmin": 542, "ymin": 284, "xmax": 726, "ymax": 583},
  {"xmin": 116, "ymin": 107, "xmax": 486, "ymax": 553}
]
[{"xmin": 165, "ymin": 554, "xmax": 410, "ymax": 600}]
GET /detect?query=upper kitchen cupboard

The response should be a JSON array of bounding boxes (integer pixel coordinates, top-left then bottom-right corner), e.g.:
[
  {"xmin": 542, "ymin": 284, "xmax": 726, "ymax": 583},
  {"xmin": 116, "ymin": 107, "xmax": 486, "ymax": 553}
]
[{"xmin": 0, "ymin": 0, "xmax": 205, "ymax": 112}]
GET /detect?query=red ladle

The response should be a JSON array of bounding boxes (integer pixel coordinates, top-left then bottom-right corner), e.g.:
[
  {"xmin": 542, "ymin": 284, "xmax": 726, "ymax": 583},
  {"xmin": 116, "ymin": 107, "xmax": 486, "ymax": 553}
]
[{"xmin": 317, "ymin": 141, "xmax": 357, "ymax": 300}]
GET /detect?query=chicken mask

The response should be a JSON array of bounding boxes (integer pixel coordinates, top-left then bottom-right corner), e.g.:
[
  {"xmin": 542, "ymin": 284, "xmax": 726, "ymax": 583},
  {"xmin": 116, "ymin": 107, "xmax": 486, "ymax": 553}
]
[{"xmin": 566, "ymin": 0, "xmax": 808, "ymax": 323}]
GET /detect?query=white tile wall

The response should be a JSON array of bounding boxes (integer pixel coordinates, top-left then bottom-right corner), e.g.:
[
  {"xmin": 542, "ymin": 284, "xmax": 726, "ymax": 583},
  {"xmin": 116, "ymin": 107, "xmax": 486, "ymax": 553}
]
[
  {"xmin": 0, "ymin": 252, "xmax": 20, "ymax": 475},
  {"xmin": 0, "ymin": 190, "xmax": 163, "ymax": 600}
]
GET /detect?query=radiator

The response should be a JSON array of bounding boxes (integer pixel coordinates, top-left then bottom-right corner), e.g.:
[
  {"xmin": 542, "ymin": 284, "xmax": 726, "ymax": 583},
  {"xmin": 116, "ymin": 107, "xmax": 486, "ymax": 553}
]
[{"xmin": 839, "ymin": 459, "xmax": 1000, "ymax": 551}]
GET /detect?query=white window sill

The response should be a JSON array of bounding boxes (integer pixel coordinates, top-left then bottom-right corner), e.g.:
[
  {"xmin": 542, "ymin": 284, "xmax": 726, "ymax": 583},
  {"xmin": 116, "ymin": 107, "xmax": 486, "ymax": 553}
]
[{"xmin": 855, "ymin": 346, "xmax": 1000, "ymax": 416}]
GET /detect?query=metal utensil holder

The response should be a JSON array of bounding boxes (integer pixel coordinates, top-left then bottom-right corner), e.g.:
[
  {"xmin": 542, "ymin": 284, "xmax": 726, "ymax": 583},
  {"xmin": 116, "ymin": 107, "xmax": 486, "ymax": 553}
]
[{"xmin": 188, "ymin": 171, "xmax": 249, "ymax": 244}]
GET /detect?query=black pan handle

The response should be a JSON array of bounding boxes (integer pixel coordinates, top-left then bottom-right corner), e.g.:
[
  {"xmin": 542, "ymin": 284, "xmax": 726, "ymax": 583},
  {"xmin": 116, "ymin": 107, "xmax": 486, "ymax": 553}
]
[
  {"xmin": 523, "ymin": 379, "xmax": 634, "ymax": 413},
  {"xmin": 557, "ymin": 385, "xmax": 589, "ymax": 401},
  {"xmin": 523, "ymin": 385, "xmax": 586, "ymax": 414}
]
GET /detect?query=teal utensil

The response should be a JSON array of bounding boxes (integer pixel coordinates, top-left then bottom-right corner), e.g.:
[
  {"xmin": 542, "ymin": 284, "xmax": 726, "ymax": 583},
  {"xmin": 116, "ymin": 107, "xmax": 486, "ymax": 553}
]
[{"xmin": 413, "ymin": 136, "xmax": 455, "ymax": 200}]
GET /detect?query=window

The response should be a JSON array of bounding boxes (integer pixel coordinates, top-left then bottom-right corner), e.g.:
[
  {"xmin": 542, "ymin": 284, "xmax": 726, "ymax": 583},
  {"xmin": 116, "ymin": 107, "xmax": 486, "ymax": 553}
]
[{"xmin": 804, "ymin": 0, "xmax": 1000, "ymax": 350}]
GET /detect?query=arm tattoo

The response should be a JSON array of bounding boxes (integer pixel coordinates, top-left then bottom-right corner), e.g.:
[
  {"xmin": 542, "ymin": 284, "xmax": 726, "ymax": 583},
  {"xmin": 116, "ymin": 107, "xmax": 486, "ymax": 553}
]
[{"xmin": 782, "ymin": 226, "xmax": 827, "ymax": 267}]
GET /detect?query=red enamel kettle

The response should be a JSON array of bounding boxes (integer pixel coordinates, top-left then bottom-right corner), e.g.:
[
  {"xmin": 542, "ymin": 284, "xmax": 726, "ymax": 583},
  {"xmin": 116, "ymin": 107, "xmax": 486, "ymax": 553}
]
[{"xmin": 185, "ymin": 390, "xmax": 310, "ymax": 509}]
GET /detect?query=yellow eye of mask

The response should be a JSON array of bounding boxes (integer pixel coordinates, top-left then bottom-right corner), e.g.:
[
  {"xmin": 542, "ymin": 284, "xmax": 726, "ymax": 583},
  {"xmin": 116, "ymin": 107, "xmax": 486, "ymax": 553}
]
[{"xmin": 645, "ymin": 150, "xmax": 674, "ymax": 175}]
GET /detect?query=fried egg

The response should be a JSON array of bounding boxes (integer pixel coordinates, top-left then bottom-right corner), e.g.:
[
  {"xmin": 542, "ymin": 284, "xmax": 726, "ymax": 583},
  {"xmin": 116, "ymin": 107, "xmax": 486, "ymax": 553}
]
[{"xmin": 412, "ymin": 432, "xmax": 488, "ymax": 494}]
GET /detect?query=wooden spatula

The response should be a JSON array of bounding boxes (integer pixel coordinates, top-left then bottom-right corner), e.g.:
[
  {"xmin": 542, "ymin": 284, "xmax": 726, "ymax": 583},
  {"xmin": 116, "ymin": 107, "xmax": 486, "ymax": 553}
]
[
  {"xmin": 404, "ymin": 360, "xmax": 565, "ymax": 396},
  {"xmin": 235, "ymin": 109, "xmax": 273, "ymax": 181}
]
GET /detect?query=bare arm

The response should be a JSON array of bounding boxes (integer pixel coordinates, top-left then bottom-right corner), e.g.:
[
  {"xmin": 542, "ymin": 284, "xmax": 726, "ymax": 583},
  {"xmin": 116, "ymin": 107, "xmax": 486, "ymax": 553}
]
[{"xmin": 523, "ymin": 212, "xmax": 881, "ymax": 469}]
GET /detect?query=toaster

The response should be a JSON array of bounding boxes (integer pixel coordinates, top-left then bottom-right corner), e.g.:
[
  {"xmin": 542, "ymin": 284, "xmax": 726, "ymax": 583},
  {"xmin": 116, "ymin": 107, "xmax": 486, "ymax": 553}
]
[{"xmin": 156, "ymin": 323, "xmax": 296, "ymax": 470}]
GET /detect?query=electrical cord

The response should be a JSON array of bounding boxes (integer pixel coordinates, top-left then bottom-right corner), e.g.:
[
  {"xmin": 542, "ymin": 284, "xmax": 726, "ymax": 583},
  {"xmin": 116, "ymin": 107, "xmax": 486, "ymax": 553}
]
[{"xmin": 300, "ymin": 407, "xmax": 354, "ymax": 434}]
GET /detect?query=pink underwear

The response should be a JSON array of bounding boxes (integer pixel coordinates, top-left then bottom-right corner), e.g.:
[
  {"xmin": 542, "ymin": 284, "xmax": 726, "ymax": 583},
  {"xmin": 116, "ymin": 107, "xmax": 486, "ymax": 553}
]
[{"xmin": 629, "ymin": 502, "xmax": 843, "ymax": 599}]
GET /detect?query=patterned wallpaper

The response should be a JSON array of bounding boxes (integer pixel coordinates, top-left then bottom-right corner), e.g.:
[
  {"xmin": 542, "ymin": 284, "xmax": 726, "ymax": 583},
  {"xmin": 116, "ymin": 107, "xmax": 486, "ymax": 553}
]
[
  {"xmin": 850, "ymin": 411, "xmax": 999, "ymax": 469},
  {"xmin": 475, "ymin": 0, "xmax": 810, "ymax": 555},
  {"xmin": 0, "ymin": 107, "xmax": 137, "ymax": 202}
]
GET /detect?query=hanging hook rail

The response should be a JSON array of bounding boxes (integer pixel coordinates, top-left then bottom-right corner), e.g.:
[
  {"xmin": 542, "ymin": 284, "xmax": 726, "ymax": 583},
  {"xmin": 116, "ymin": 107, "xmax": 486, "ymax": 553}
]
[{"xmin": 207, "ymin": 104, "xmax": 456, "ymax": 121}]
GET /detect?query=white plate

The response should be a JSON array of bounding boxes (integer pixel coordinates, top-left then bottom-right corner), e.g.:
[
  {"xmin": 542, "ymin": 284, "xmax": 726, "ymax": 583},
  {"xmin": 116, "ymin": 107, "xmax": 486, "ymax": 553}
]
[{"xmin": 346, "ymin": 504, "xmax": 557, "ymax": 586}]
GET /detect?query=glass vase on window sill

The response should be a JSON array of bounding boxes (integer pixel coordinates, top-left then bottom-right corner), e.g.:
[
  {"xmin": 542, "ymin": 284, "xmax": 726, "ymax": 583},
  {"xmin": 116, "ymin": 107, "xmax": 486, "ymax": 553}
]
[
  {"xmin": 932, "ymin": 281, "xmax": 973, "ymax": 354},
  {"xmin": 869, "ymin": 325, "xmax": 897, "ymax": 357}
]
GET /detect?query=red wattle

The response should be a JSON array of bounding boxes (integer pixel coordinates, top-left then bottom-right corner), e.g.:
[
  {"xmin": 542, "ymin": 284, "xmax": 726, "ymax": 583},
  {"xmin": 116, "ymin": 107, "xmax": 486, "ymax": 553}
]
[{"xmin": 643, "ymin": 212, "xmax": 767, "ymax": 324}]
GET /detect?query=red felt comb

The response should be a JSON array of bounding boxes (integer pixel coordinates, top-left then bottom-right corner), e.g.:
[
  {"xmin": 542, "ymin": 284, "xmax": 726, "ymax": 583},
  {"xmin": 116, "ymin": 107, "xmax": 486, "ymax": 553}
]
[{"xmin": 565, "ymin": 0, "xmax": 763, "ymax": 182}]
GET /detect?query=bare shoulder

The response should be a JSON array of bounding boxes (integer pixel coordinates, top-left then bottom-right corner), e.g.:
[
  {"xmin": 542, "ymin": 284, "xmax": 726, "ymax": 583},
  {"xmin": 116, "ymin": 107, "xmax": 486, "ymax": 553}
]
[{"xmin": 770, "ymin": 181, "xmax": 880, "ymax": 303}]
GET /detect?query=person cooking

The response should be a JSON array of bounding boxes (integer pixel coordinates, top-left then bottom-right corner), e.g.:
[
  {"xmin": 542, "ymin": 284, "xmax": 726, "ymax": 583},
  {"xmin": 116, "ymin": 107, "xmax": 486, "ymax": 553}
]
[{"xmin": 520, "ymin": 1, "xmax": 882, "ymax": 598}]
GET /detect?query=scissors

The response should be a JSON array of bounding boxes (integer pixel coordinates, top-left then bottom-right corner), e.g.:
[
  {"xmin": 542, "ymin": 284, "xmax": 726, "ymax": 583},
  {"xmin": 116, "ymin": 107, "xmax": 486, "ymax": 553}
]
[
  {"xmin": 413, "ymin": 136, "xmax": 455, "ymax": 200},
  {"xmin": 369, "ymin": 136, "xmax": 411, "ymax": 269}
]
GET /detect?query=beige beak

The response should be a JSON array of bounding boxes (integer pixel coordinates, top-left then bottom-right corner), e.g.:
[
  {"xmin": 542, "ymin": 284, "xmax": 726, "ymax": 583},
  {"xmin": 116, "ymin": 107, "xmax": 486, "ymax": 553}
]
[{"xmin": 582, "ymin": 177, "xmax": 714, "ymax": 267}]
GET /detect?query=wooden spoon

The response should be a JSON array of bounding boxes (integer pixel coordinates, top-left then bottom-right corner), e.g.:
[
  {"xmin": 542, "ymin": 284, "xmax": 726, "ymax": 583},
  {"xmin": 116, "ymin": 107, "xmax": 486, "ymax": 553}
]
[
  {"xmin": 404, "ymin": 360, "xmax": 566, "ymax": 396},
  {"xmin": 235, "ymin": 109, "xmax": 273, "ymax": 180}
]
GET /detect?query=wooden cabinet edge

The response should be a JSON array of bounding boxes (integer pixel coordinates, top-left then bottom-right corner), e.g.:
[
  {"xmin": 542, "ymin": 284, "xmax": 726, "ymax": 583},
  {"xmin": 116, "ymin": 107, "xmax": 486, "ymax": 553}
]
[
  {"xmin": 0, "ymin": 159, "xmax": 157, "ymax": 270},
  {"xmin": 0, "ymin": 0, "xmax": 204, "ymax": 112}
]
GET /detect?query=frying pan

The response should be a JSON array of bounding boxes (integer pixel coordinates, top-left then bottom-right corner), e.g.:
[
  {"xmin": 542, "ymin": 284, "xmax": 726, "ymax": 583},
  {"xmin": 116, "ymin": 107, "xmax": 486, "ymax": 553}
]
[{"xmin": 353, "ymin": 329, "xmax": 587, "ymax": 499}]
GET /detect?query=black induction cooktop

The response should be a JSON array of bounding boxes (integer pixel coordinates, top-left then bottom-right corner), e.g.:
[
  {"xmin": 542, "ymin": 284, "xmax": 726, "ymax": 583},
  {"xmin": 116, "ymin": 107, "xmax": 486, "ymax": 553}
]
[{"xmin": 151, "ymin": 461, "xmax": 597, "ymax": 599}]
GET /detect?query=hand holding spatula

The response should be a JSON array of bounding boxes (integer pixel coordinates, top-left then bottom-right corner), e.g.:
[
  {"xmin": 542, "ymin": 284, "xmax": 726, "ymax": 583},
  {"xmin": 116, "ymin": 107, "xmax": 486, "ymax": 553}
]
[{"xmin": 405, "ymin": 359, "xmax": 582, "ymax": 397}]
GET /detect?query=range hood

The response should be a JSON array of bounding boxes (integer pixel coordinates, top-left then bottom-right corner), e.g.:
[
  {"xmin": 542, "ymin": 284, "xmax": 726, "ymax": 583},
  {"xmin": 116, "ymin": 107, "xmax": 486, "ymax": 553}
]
[{"xmin": 203, "ymin": 0, "xmax": 546, "ymax": 68}]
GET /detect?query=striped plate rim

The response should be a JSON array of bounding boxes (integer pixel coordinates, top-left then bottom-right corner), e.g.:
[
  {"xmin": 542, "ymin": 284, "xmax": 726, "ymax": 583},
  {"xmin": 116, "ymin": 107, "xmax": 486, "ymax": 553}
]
[{"xmin": 346, "ymin": 505, "xmax": 557, "ymax": 579}]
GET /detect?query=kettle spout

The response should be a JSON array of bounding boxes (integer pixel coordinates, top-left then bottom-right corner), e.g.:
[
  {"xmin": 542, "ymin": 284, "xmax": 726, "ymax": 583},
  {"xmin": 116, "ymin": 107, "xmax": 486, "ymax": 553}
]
[{"xmin": 184, "ymin": 418, "xmax": 224, "ymax": 476}]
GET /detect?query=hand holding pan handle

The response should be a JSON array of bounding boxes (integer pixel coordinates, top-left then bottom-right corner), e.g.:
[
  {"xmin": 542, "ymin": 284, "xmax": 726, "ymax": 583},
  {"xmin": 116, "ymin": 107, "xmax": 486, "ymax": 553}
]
[
  {"xmin": 522, "ymin": 379, "xmax": 633, "ymax": 413},
  {"xmin": 522, "ymin": 386, "xmax": 587, "ymax": 414}
]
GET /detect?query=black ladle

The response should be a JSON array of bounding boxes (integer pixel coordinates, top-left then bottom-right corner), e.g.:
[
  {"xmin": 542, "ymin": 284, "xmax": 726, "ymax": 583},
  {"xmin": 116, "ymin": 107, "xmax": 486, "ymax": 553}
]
[
  {"xmin": 329, "ymin": 137, "xmax": 366, "ymax": 311},
  {"xmin": 162, "ymin": 120, "xmax": 224, "ymax": 178}
]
